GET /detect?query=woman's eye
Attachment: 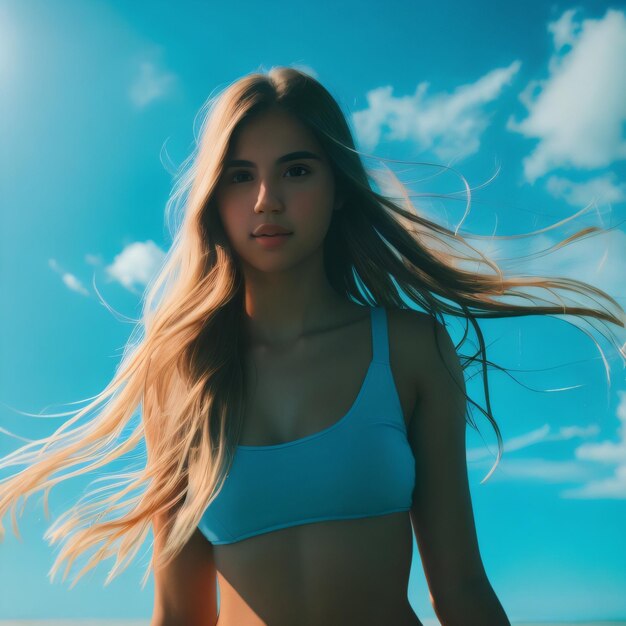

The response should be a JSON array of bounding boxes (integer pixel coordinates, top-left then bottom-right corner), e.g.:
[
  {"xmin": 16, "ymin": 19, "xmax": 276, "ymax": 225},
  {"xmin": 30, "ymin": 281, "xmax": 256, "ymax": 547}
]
[
  {"xmin": 284, "ymin": 165, "xmax": 310, "ymax": 178},
  {"xmin": 231, "ymin": 171, "xmax": 252, "ymax": 184},
  {"xmin": 230, "ymin": 165, "xmax": 310, "ymax": 184}
]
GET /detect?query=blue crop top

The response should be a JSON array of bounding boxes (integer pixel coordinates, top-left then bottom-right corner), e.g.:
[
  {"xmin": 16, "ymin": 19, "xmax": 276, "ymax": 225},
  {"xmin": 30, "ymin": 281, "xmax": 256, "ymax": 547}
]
[{"xmin": 197, "ymin": 306, "xmax": 416, "ymax": 545}]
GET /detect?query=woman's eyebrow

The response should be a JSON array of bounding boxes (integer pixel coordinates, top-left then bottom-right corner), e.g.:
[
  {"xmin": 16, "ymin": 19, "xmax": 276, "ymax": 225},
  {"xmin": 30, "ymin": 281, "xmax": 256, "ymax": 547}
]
[{"xmin": 224, "ymin": 150, "xmax": 322, "ymax": 169}]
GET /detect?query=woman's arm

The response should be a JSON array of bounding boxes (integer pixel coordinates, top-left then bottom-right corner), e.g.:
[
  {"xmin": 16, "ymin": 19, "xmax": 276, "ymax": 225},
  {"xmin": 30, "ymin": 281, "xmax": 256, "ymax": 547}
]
[
  {"xmin": 144, "ymin": 385, "xmax": 218, "ymax": 626},
  {"xmin": 151, "ymin": 521, "xmax": 218, "ymax": 626},
  {"xmin": 431, "ymin": 575, "xmax": 510, "ymax": 626},
  {"xmin": 400, "ymin": 311, "xmax": 510, "ymax": 625}
]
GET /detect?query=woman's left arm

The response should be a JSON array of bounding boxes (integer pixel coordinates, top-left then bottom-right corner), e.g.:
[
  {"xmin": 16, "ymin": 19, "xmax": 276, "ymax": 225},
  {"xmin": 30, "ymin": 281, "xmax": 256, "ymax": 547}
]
[{"xmin": 401, "ymin": 311, "xmax": 510, "ymax": 626}]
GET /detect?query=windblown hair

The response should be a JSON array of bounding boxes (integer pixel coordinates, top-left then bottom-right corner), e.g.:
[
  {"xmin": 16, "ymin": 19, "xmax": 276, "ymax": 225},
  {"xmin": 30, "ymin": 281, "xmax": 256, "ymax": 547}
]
[{"xmin": 1, "ymin": 66, "xmax": 624, "ymax": 589}]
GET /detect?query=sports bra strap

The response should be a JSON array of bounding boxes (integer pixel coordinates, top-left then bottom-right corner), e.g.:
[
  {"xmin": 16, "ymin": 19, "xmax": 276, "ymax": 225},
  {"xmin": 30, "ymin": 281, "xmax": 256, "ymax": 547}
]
[{"xmin": 371, "ymin": 306, "xmax": 390, "ymax": 365}]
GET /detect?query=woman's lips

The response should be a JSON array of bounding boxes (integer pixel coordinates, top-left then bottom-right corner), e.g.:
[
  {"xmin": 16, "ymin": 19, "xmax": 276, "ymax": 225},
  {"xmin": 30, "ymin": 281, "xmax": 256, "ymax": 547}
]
[{"xmin": 251, "ymin": 233, "xmax": 293, "ymax": 248}]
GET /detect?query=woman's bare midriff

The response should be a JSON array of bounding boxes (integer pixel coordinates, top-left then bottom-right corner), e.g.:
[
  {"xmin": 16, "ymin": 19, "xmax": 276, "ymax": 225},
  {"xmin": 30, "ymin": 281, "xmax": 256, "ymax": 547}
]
[
  {"xmin": 210, "ymin": 304, "xmax": 428, "ymax": 626},
  {"xmin": 214, "ymin": 510, "xmax": 423, "ymax": 626}
]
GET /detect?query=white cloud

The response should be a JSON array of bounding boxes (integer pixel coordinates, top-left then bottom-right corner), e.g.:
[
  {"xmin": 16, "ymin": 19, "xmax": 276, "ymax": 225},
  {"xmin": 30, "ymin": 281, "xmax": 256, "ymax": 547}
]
[
  {"xmin": 545, "ymin": 172, "xmax": 626, "ymax": 208},
  {"xmin": 561, "ymin": 464, "xmax": 626, "ymax": 498},
  {"xmin": 49, "ymin": 242, "xmax": 167, "ymax": 298},
  {"xmin": 469, "ymin": 392, "xmax": 626, "ymax": 499},
  {"xmin": 467, "ymin": 423, "xmax": 600, "ymax": 462},
  {"xmin": 547, "ymin": 7, "xmax": 582, "ymax": 50},
  {"xmin": 61, "ymin": 272, "xmax": 90, "ymax": 296},
  {"xmin": 129, "ymin": 59, "xmax": 177, "ymax": 109},
  {"xmin": 85, "ymin": 253, "xmax": 104, "ymax": 266},
  {"xmin": 351, "ymin": 61, "xmax": 521, "ymax": 162},
  {"xmin": 48, "ymin": 258, "xmax": 90, "ymax": 297},
  {"xmin": 474, "ymin": 457, "xmax": 591, "ymax": 482},
  {"xmin": 556, "ymin": 424, "xmax": 602, "ymax": 440},
  {"xmin": 574, "ymin": 391, "xmax": 626, "ymax": 464},
  {"xmin": 507, "ymin": 8, "xmax": 626, "ymax": 183},
  {"xmin": 104, "ymin": 240, "xmax": 166, "ymax": 294}
]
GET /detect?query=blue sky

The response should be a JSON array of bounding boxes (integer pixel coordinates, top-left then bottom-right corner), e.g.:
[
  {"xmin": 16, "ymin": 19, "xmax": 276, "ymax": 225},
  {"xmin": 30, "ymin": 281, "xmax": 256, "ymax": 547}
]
[{"xmin": 0, "ymin": 0, "xmax": 625, "ymax": 623}]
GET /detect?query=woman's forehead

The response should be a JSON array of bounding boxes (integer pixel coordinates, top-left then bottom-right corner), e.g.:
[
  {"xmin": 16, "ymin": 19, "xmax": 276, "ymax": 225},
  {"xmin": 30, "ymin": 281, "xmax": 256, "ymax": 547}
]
[{"xmin": 229, "ymin": 110, "xmax": 322, "ymax": 156}]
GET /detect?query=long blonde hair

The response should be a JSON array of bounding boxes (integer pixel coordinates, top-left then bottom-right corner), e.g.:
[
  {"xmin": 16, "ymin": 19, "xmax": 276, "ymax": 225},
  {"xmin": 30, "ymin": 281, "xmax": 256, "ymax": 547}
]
[{"xmin": 1, "ymin": 66, "xmax": 624, "ymax": 590}]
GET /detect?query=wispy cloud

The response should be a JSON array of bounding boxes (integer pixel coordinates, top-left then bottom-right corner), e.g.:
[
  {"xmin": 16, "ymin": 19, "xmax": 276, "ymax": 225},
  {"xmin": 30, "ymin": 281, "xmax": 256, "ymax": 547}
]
[
  {"xmin": 351, "ymin": 60, "xmax": 521, "ymax": 161},
  {"xmin": 560, "ymin": 390, "xmax": 626, "ymax": 498},
  {"xmin": 129, "ymin": 59, "xmax": 177, "ymax": 108},
  {"xmin": 506, "ymin": 8, "xmax": 626, "ymax": 183},
  {"xmin": 561, "ymin": 464, "xmax": 626, "ymax": 499},
  {"xmin": 469, "ymin": 392, "xmax": 626, "ymax": 499},
  {"xmin": 48, "ymin": 243, "xmax": 166, "ymax": 299},
  {"xmin": 467, "ymin": 423, "xmax": 600, "ymax": 463},
  {"xmin": 48, "ymin": 258, "xmax": 90, "ymax": 297},
  {"xmin": 85, "ymin": 253, "xmax": 104, "ymax": 266},
  {"xmin": 545, "ymin": 172, "xmax": 626, "ymax": 208},
  {"xmin": 104, "ymin": 240, "xmax": 166, "ymax": 294},
  {"xmin": 474, "ymin": 457, "xmax": 592, "ymax": 483}
]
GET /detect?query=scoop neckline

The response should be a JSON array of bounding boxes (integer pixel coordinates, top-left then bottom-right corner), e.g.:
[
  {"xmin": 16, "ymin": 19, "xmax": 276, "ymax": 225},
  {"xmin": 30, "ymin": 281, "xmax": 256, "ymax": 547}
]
[
  {"xmin": 236, "ymin": 360, "xmax": 375, "ymax": 451},
  {"xmin": 236, "ymin": 306, "xmax": 377, "ymax": 451}
]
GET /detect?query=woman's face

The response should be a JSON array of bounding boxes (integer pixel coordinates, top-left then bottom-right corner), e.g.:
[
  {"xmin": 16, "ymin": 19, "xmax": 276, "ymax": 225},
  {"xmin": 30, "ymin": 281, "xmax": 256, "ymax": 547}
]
[{"xmin": 214, "ymin": 108, "xmax": 342, "ymax": 273}]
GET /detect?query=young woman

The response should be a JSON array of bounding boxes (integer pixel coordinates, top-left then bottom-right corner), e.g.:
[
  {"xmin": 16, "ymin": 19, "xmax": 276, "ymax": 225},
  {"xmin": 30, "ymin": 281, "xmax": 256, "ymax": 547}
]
[{"xmin": 1, "ymin": 67, "xmax": 624, "ymax": 626}]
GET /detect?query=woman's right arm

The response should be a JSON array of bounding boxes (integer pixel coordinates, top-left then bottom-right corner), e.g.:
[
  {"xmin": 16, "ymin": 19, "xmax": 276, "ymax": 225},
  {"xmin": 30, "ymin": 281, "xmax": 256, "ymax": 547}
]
[
  {"xmin": 144, "ymin": 384, "xmax": 218, "ymax": 626},
  {"xmin": 151, "ymin": 513, "xmax": 218, "ymax": 626}
]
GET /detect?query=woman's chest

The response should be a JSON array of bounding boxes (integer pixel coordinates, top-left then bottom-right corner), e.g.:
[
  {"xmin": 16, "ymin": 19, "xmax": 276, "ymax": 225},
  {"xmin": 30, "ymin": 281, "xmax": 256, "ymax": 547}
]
[{"xmin": 237, "ymin": 309, "xmax": 418, "ymax": 447}]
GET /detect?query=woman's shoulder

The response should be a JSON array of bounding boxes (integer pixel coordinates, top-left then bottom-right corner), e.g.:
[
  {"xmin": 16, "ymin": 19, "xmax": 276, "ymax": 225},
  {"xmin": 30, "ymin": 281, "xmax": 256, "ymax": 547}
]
[
  {"xmin": 386, "ymin": 306, "xmax": 438, "ymax": 356},
  {"xmin": 386, "ymin": 306, "xmax": 434, "ymax": 332},
  {"xmin": 386, "ymin": 307, "xmax": 461, "ymax": 396},
  {"xmin": 387, "ymin": 306, "xmax": 452, "ymax": 346}
]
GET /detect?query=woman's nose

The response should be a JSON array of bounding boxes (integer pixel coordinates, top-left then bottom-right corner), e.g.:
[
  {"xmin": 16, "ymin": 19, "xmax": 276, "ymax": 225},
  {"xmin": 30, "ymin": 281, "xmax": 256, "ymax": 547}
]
[{"xmin": 254, "ymin": 181, "xmax": 284, "ymax": 213}]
